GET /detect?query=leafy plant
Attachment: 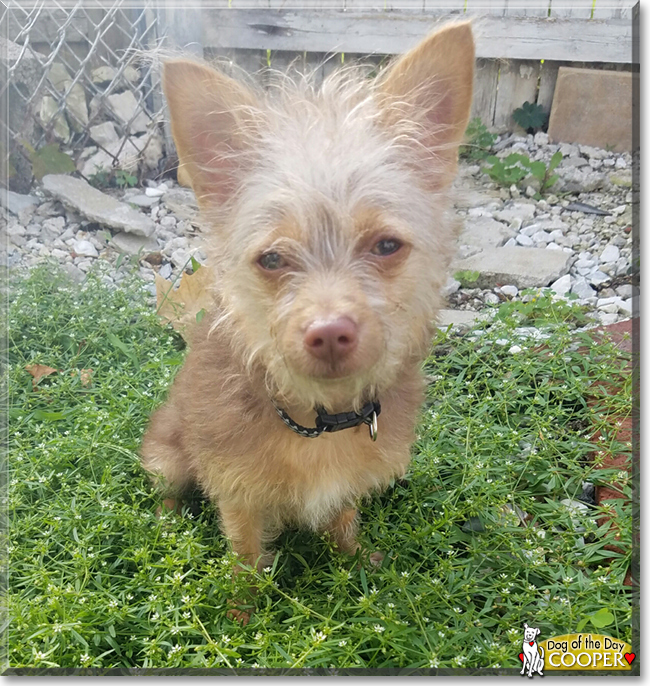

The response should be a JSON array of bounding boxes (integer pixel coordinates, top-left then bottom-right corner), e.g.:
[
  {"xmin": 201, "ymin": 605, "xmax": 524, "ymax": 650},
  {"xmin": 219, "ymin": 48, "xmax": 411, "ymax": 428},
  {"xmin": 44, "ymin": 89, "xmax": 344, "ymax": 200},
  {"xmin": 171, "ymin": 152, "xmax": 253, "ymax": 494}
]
[
  {"xmin": 114, "ymin": 169, "xmax": 138, "ymax": 188},
  {"xmin": 485, "ymin": 151, "xmax": 563, "ymax": 196},
  {"xmin": 89, "ymin": 167, "xmax": 138, "ymax": 190},
  {"xmin": 21, "ymin": 141, "xmax": 75, "ymax": 180},
  {"xmin": 460, "ymin": 118, "xmax": 497, "ymax": 160},
  {"xmin": 453, "ymin": 270, "xmax": 481, "ymax": 288},
  {"xmin": 512, "ymin": 101, "xmax": 549, "ymax": 133}
]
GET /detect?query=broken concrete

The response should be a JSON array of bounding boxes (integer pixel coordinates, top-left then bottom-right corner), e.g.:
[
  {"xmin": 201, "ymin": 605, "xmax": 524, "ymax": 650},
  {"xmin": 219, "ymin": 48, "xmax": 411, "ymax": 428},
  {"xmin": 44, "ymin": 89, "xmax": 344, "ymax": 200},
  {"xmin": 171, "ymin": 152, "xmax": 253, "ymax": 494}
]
[
  {"xmin": 42, "ymin": 174, "xmax": 155, "ymax": 237},
  {"xmin": 110, "ymin": 231, "xmax": 159, "ymax": 255},
  {"xmin": 451, "ymin": 246, "xmax": 572, "ymax": 290}
]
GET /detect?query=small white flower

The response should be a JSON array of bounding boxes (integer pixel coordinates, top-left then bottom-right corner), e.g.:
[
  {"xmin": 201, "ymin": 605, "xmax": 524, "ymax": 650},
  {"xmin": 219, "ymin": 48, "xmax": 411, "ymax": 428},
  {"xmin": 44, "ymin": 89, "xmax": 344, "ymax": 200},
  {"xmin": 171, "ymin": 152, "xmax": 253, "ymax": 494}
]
[
  {"xmin": 339, "ymin": 640, "xmax": 347, "ymax": 647},
  {"xmin": 373, "ymin": 624, "xmax": 385, "ymax": 633}
]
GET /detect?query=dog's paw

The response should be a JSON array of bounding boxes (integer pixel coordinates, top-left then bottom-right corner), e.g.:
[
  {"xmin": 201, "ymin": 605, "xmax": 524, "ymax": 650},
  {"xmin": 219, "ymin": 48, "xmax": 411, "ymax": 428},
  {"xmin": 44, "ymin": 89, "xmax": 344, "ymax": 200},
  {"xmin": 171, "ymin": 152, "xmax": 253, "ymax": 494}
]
[
  {"xmin": 226, "ymin": 605, "xmax": 253, "ymax": 626},
  {"xmin": 368, "ymin": 551, "xmax": 385, "ymax": 567},
  {"xmin": 155, "ymin": 498, "xmax": 183, "ymax": 518}
]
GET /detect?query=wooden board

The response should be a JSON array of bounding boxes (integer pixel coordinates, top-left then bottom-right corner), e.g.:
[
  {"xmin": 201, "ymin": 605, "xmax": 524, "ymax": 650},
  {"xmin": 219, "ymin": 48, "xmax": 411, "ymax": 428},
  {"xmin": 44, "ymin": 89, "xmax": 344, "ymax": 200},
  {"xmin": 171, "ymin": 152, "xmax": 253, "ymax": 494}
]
[
  {"xmin": 471, "ymin": 57, "xmax": 499, "ymax": 126},
  {"xmin": 492, "ymin": 58, "xmax": 540, "ymax": 131},
  {"xmin": 202, "ymin": 9, "xmax": 633, "ymax": 63}
]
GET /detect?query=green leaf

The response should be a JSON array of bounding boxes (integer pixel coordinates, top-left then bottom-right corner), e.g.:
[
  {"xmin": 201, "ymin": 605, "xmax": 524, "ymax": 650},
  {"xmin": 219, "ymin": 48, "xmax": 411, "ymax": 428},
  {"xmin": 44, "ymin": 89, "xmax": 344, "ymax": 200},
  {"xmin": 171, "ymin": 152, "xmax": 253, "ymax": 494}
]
[
  {"xmin": 196, "ymin": 308, "xmax": 206, "ymax": 324},
  {"xmin": 528, "ymin": 161, "xmax": 547, "ymax": 180},
  {"xmin": 549, "ymin": 151, "xmax": 563, "ymax": 171},
  {"xmin": 33, "ymin": 410, "xmax": 65, "ymax": 421},
  {"xmin": 589, "ymin": 608, "xmax": 615, "ymax": 628},
  {"xmin": 576, "ymin": 617, "xmax": 589, "ymax": 632},
  {"xmin": 107, "ymin": 332, "xmax": 136, "ymax": 362},
  {"xmin": 190, "ymin": 256, "xmax": 202, "ymax": 273},
  {"xmin": 359, "ymin": 566, "xmax": 369, "ymax": 596},
  {"xmin": 28, "ymin": 143, "xmax": 75, "ymax": 180}
]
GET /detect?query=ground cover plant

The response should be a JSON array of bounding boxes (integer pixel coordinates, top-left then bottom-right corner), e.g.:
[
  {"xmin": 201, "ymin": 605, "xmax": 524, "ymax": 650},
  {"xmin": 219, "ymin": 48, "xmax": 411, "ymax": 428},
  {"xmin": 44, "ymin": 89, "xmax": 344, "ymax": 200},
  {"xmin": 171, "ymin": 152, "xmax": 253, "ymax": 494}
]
[{"xmin": 5, "ymin": 265, "xmax": 632, "ymax": 670}]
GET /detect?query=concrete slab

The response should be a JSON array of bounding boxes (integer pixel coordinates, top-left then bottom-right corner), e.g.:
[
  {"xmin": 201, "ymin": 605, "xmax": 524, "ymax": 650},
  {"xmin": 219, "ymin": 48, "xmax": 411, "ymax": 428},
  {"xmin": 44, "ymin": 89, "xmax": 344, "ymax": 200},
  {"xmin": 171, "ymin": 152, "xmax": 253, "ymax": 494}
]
[
  {"xmin": 548, "ymin": 67, "xmax": 633, "ymax": 153},
  {"xmin": 451, "ymin": 246, "xmax": 572, "ymax": 290}
]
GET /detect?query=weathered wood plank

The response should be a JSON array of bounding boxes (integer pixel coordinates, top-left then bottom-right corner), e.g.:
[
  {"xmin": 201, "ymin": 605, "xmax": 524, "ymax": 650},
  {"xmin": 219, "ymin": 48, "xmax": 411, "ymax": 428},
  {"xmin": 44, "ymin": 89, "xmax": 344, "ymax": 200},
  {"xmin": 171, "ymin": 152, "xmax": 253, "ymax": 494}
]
[
  {"xmin": 549, "ymin": 0, "xmax": 593, "ymax": 19},
  {"xmin": 471, "ymin": 57, "xmax": 499, "ymax": 127},
  {"xmin": 493, "ymin": 58, "xmax": 540, "ymax": 131},
  {"xmin": 536, "ymin": 59, "xmax": 561, "ymax": 112},
  {"xmin": 201, "ymin": 10, "xmax": 633, "ymax": 63},
  {"xmin": 157, "ymin": 0, "xmax": 203, "ymax": 56}
]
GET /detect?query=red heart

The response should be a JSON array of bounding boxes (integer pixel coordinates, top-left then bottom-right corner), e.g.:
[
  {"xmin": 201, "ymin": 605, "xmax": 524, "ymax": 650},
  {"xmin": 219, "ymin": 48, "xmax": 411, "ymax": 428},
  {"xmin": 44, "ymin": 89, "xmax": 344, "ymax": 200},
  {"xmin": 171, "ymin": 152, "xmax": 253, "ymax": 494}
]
[
  {"xmin": 519, "ymin": 653, "xmax": 524, "ymax": 662},
  {"xmin": 529, "ymin": 641, "xmax": 535, "ymax": 646},
  {"xmin": 624, "ymin": 653, "xmax": 635, "ymax": 665}
]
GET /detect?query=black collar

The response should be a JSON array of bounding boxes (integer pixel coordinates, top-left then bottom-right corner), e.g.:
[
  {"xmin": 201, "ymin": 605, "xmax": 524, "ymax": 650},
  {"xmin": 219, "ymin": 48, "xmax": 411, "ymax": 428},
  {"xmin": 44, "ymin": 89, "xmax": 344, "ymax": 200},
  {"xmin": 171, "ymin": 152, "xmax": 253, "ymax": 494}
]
[{"xmin": 273, "ymin": 400, "xmax": 381, "ymax": 441}]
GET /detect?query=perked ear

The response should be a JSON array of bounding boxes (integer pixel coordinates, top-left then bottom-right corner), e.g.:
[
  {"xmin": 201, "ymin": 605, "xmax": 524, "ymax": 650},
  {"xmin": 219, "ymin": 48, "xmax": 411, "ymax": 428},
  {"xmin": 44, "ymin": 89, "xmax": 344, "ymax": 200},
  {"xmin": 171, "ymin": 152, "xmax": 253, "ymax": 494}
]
[
  {"xmin": 162, "ymin": 60, "xmax": 259, "ymax": 209},
  {"xmin": 378, "ymin": 21, "xmax": 475, "ymax": 190}
]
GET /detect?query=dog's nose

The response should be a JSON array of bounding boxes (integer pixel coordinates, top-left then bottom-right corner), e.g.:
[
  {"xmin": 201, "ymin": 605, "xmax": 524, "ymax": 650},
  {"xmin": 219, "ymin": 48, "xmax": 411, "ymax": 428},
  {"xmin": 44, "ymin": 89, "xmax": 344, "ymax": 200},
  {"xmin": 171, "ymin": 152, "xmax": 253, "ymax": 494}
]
[{"xmin": 304, "ymin": 317, "xmax": 358, "ymax": 362}]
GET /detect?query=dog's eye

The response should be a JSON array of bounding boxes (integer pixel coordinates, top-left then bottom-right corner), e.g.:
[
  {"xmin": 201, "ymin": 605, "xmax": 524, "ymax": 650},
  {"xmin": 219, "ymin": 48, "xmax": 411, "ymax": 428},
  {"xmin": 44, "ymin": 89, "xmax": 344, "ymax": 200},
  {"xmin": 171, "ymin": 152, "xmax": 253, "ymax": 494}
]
[
  {"xmin": 371, "ymin": 239, "xmax": 402, "ymax": 256},
  {"xmin": 258, "ymin": 252, "xmax": 286, "ymax": 270}
]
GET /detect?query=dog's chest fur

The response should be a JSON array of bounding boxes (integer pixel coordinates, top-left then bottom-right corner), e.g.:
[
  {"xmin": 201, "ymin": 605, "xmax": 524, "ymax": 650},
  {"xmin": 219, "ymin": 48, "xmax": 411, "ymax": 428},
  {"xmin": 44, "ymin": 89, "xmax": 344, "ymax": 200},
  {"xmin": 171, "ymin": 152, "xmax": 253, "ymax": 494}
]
[{"xmin": 144, "ymin": 316, "xmax": 422, "ymax": 528}]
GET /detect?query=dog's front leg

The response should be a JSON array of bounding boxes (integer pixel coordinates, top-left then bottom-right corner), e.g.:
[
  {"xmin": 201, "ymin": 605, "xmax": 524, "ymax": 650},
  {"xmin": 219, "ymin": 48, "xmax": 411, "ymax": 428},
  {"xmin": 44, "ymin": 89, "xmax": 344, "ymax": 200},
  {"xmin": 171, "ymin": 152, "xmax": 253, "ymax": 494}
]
[
  {"xmin": 324, "ymin": 508, "xmax": 384, "ymax": 566},
  {"xmin": 219, "ymin": 501, "xmax": 266, "ymax": 625}
]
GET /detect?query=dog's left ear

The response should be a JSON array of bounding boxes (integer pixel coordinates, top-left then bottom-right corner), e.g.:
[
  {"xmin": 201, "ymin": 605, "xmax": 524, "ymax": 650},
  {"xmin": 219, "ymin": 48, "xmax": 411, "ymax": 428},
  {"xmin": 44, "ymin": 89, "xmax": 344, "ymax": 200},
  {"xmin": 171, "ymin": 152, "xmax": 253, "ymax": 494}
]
[
  {"xmin": 378, "ymin": 21, "xmax": 474, "ymax": 190},
  {"xmin": 536, "ymin": 628, "xmax": 541, "ymax": 637}
]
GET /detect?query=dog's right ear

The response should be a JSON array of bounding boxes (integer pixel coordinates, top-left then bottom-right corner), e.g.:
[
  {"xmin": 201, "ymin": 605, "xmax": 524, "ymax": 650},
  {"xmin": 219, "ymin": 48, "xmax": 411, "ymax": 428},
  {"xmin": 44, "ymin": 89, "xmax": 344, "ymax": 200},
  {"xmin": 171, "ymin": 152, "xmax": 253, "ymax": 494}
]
[{"xmin": 162, "ymin": 60, "xmax": 259, "ymax": 209}]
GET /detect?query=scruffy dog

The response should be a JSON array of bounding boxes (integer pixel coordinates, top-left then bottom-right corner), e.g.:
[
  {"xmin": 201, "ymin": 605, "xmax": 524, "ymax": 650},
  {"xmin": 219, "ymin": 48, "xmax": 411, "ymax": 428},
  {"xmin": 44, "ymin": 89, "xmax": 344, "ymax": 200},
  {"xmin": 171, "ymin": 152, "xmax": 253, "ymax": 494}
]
[{"xmin": 141, "ymin": 22, "xmax": 474, "ymax": 616}]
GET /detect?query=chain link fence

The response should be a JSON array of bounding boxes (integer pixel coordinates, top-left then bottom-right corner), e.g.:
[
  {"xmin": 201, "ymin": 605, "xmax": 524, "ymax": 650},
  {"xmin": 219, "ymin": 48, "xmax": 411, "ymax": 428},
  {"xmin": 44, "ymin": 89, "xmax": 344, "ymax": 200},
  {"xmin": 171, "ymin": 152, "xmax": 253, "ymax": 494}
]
[{"xmin": 1, "ymin": 1, "xmax": 169, "ymax": 194}]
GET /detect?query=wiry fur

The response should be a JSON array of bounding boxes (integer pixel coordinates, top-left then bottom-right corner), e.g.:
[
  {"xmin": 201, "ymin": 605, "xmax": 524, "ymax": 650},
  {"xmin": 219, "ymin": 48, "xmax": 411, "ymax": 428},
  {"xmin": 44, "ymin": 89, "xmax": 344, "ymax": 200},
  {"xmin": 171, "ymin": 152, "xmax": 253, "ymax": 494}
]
[{"xmin": 141, "ymin": 22, "xmax": 475, "ymax": 583}]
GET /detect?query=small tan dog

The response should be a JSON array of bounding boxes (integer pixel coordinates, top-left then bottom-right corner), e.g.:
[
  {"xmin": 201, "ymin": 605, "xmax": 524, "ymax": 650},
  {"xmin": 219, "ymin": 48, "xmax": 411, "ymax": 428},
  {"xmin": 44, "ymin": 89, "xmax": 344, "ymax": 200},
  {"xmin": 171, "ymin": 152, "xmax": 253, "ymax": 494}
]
[{"xmin": 141, "ymin": 22, "xmax": 474, "ymax": 614}]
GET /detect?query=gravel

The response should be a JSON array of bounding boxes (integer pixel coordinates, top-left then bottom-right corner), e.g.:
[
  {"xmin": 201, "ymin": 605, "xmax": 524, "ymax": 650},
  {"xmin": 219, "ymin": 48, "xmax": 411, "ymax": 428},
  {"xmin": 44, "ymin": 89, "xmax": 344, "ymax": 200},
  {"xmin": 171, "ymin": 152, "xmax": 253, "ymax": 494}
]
[{"xmin": 2, "ymin": 135, "xmax": 636, "ymax": 328}]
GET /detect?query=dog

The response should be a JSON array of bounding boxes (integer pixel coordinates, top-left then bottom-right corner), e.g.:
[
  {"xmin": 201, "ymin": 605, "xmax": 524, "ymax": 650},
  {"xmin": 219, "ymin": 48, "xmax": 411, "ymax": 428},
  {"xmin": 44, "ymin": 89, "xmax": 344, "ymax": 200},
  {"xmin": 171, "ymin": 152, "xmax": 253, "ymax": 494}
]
[
  {"xmin": 521, "ymin": 623, "xmax": 545, "ymax": 677},
  {"xmin": 141, "ymin": 21, "xmax": 474, "ymax": 621}
]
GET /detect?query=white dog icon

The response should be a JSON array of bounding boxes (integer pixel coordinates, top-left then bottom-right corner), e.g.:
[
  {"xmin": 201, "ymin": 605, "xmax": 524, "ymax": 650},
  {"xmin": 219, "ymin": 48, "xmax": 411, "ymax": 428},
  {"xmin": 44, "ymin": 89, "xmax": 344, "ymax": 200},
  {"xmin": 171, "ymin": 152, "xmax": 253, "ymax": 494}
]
[{"xmin": 520, "ymin": 623, "xmax": 544, "ymax": 677}]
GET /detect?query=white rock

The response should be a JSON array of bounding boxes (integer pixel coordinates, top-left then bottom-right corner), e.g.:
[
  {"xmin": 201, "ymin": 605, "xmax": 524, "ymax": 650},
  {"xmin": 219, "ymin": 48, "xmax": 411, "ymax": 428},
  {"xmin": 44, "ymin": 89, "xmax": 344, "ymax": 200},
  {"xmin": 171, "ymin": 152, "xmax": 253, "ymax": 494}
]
[
  {"xmin": 599, "ymin": 244, "xmax": 620, "ymax": 263},
  {"xmin": 532, "ymin": 231, "xmax": 552, "ymax": 243},
  {"xmin": 39, "ymin": 95, "xmax": 70, "ymax": 142},
  {"xmin": 509, "ymin": 345, "xmax": 522, "ymax": 354},
  {"xmin": 550, "ymin": 273, "xmax": 572, "ymax": 298},
  {"xmin": 598, "ymin": 303, "xmax": 620, "ymax": 314},
  {"xmin": 546, "ymin": 242, "xmax": 562, "ymax": 251},
  {"xmin": 534, "ymin": 132, "xmax": 549, "ymax": 146},
  {"xmin": 615, "ymin": 157, "xmax": 627, "ymax": 169},
  {"xmin": 516, "ymin": 234, "xmax": 534, "ymax": 247},
  {"xmin": 159, "ymin": 215, "xmax": 177, "ymax": 230},
  {"xmin": 619, "ymin": 298, "xmax": 633, "ymax": 315},
  {"xmin": 500, "ymin": 284, "xmax": 518, "ymax": 297},
  {"xmin": 589, "ymin": 270, "xmax": 610, "ymax": 287},
  {"xmin": 51, "ymin": 248, "xmax": 69, "ymax": 260},
  {"xmin": 615, "ymin": 284, "xmax": 633, "ymax": 299},
  {"xmin": 89, "ymin": 122, "xmax": 119, "ymax": 147},
  {"xmin": 107, "ymin": 90, "xmax": 149, "ymax": 133},
  {"xmin": 92, "ymin": 66, "xmax": 117, "ymax": 83},
  {"xmin": 571, "ymin": 277, "xmax": 596, "ymax": 300},
  {"xmin": 73, "ymin": 239, "xmax": 99, "ymax": 257},
  {"xmin": 159, "ymin": 263, "xmax": 173, "ymax": 280},
  {"xmin": 504, "ymin": 237, "xmax": 517, "ymax": 247},
  {"xmin": 171, "ymin": 248, "xmax": 190, "ymax": 268},
  {"xmin": 442, "ymin": 276, "xmax": 461, "ymax": 297},
  {"xmin": 145, "ymin": 186, "xmax": 166, "ymax": 197},
  {"xmin": 599, "ymin": 312, "xmax": 619, "ymax": 325},
  {"xmin": 495, "ymin": 203, "xmax": 536, "ymax": 224},
  {"xmin": 483, "ymin": 292, "xmax": 500, "ymax": 305},
  {"xmin": 597, "ymin": 296, "xmax": 622, "ymax": 307}
]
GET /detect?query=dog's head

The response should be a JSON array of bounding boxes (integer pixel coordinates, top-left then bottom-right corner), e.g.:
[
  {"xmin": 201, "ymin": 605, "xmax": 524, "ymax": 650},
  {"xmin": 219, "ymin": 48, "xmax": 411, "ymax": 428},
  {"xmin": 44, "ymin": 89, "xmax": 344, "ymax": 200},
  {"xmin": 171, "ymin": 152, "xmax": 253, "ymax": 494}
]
[
  {"xmin": 162, "ymin": 22, "xmax": 474, "ymax": 411},
  {"xmin": 523, "ymin": 624, "xmax": 541, "ymax": 642}
]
